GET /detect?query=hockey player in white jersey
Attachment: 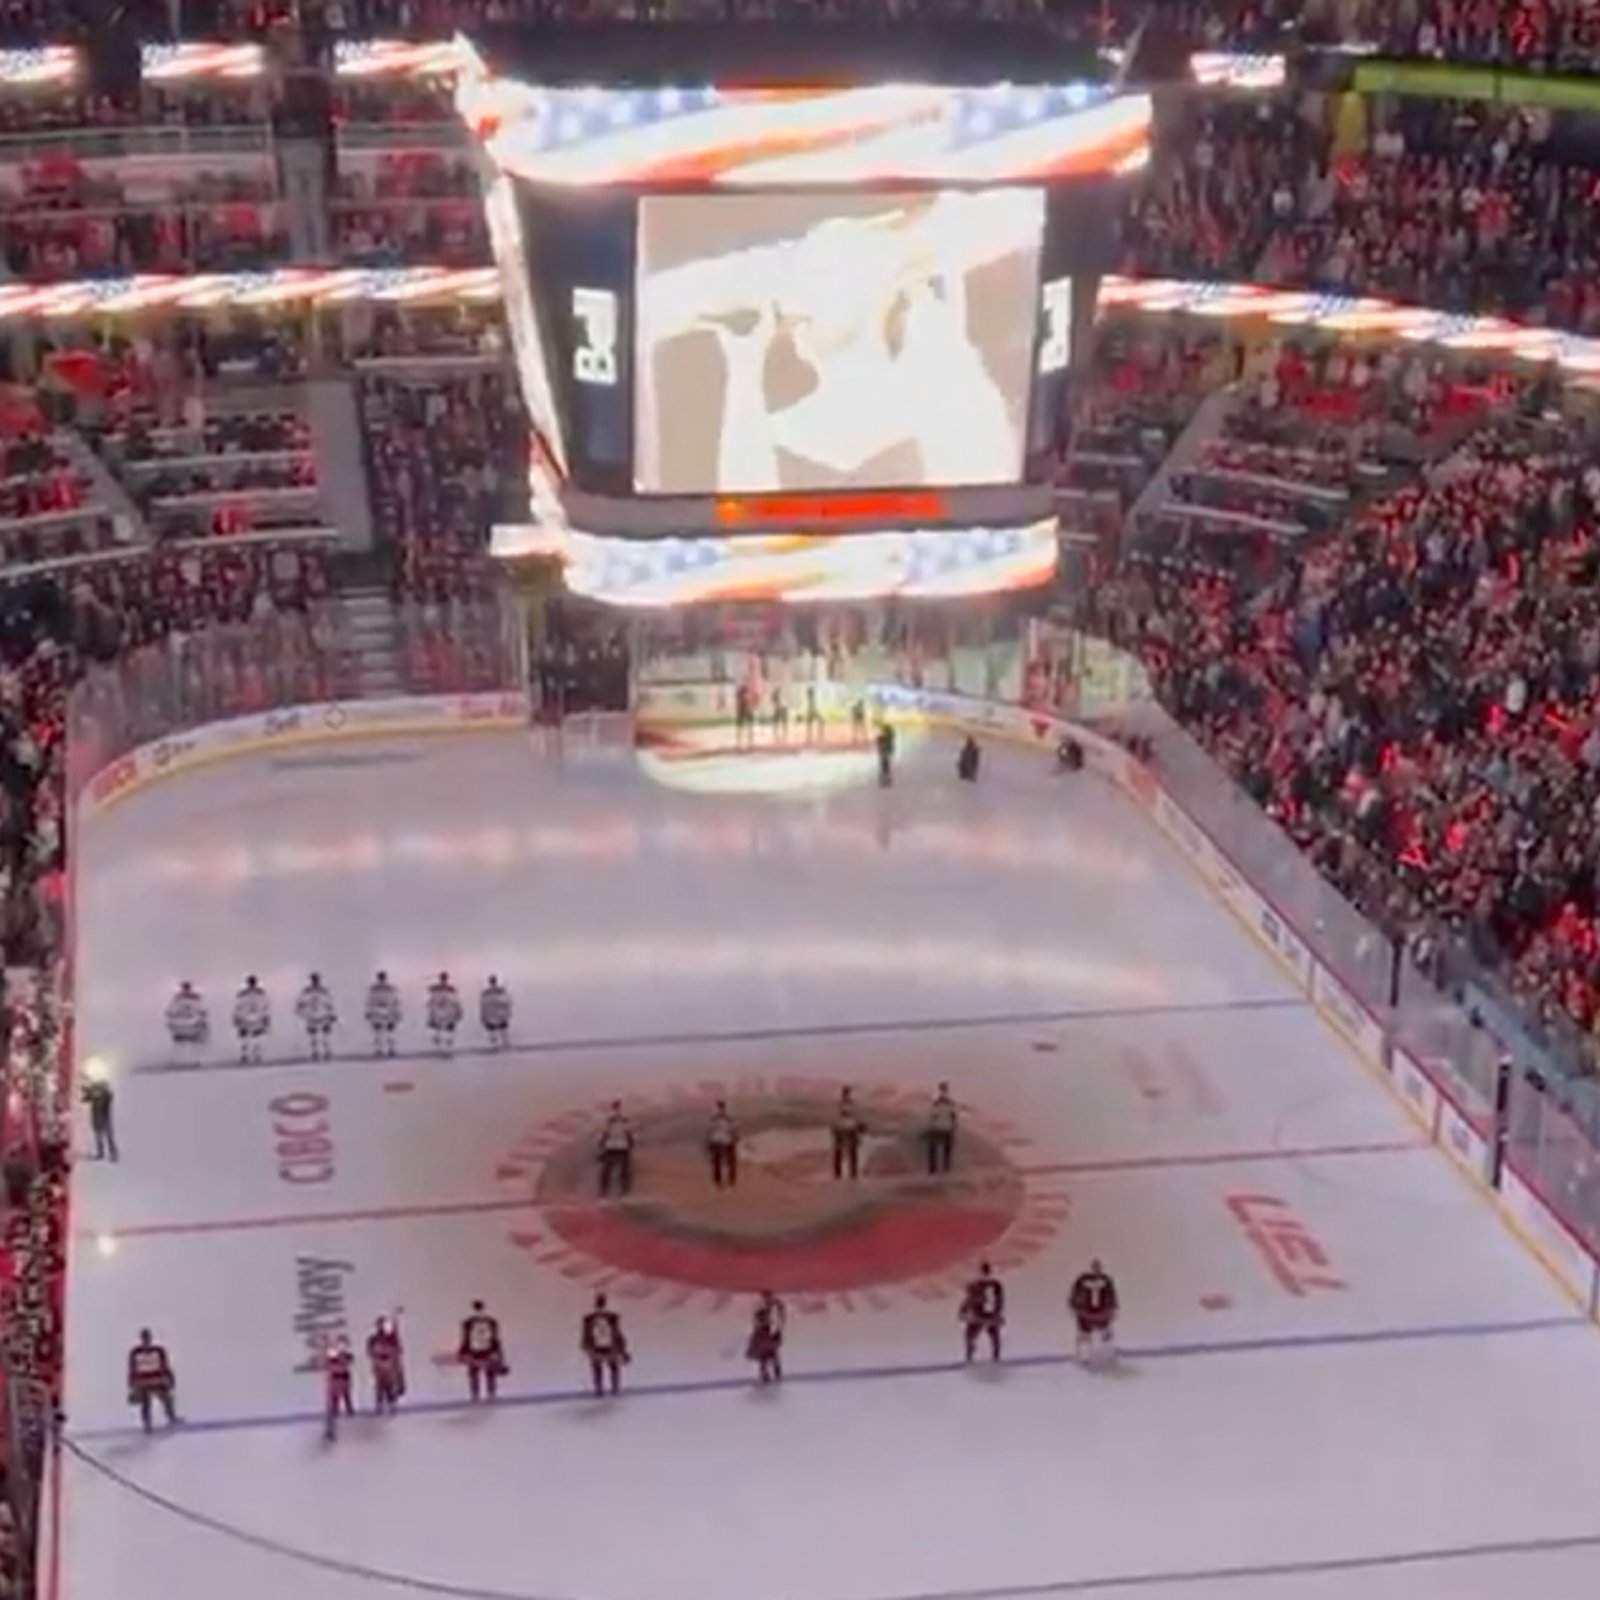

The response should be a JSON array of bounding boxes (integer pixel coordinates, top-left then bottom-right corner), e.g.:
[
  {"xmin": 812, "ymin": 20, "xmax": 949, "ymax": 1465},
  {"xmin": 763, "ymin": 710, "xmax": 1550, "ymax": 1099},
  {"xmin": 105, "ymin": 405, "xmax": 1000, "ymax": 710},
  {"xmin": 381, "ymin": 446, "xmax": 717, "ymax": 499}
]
[
  {"xmin": 296, "ymin": 973, "xmax": 337, "ymax": 1061},
  {"xmin": 232, "ymin": 976, "xmax": 271, "ymax": 1064},
  {"xmin": 427, "ymin": 972, "xmax": 463, "ymax": 1054},
  {"xmin": 165, "ymin": 981, "xmax": 208, "ymax": 1063},
  {"xmin": 479, "ymin": 976, "xmax": 512, "ymax": 1050},
  {"xmin": 365, "ymin": 971, "xmax": 401, "ymax": 1058}
]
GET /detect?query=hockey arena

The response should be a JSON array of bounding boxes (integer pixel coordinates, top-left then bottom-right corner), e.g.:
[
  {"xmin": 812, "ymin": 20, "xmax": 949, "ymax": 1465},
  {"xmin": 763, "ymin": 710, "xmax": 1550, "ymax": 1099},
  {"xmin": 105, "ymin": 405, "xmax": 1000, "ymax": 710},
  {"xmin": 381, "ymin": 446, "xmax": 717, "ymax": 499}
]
[{"xmin": 52, "ymin": 710, "xmax": 1600, "ymax": 1600}]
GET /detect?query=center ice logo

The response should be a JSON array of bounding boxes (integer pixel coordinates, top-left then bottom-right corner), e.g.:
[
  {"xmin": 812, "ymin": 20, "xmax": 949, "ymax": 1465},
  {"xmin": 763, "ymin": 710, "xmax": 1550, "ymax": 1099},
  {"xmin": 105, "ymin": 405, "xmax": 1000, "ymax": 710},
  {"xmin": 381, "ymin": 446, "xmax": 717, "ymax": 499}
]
[{"xmin": 495, "ymin": 1078, "xmax": 1069, "ymax": 1308}]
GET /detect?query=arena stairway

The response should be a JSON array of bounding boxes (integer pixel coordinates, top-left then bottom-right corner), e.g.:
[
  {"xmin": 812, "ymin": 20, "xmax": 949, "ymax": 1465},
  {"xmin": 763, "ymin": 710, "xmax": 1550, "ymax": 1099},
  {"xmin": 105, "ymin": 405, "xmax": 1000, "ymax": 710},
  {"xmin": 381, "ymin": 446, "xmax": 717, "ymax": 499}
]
[{"xmin": 335, "ymin": 587, "xmax": 405, "ymax": 699}]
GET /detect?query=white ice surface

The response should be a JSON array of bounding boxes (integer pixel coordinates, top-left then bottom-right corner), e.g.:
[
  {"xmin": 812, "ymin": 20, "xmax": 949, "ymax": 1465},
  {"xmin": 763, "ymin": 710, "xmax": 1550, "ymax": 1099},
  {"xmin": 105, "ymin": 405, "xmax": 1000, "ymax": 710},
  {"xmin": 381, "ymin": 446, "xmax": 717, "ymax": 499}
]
[{"xmin": 56, "ymin": 730, "xmax": 1600, "ymax": 1600}]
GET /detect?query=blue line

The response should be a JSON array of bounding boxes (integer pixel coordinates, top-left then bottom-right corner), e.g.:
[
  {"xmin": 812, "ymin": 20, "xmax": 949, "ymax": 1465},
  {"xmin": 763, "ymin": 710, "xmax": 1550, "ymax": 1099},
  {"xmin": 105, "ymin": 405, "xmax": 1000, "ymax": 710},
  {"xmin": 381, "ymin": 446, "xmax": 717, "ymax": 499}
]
[
  {"xmin": 65, "ymin": 1312, "xmax": 1578, "ymax": 1446},
  {"xmin": 125, "ymin": 996, "xmax": 1305, "ymax": 1078}
]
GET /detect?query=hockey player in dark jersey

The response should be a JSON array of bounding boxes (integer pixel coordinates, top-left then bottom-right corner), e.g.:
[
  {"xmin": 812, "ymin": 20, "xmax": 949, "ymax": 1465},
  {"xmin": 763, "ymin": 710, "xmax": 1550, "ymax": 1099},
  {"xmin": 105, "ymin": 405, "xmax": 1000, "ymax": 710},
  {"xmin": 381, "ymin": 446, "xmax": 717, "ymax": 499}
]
[
  {"xmin": 322, "ymin": 1335, "xmax": 355, "ymax": 1442},
  {"xmin": 582, "ymin": 1293, "xmax": 628, "ymax": 1396},
  {"xmin": 1070, "ymin": 1259, "xmax": 1119, "ymax": 1365},
  {"xmin": 126, "ymin": 1329, "xmax": 178, "ymax": 1431},
  {"xmin": 366, "ymin": 1315, "xmax": 405, "ymax": 1413},
  {"xmin": 960, "ymin": 1261, "xmax": 1005, "ymax": 1363},
  {"xmin": 459, "ymin": 1299, "xmax": 507, "ymax": 1402},
  {"xmin": 746, "ymin": 1290, "xmax": 787, "ymax": 1385}
]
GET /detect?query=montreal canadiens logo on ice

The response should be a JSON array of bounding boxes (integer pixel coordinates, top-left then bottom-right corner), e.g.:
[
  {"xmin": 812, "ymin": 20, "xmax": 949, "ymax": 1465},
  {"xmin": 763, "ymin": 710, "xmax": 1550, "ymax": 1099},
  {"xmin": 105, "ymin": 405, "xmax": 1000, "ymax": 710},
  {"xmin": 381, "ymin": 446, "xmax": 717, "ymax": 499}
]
[{"xmin": 495, "ymin": 1078, "xmax": 1070, "ymax": 1308}]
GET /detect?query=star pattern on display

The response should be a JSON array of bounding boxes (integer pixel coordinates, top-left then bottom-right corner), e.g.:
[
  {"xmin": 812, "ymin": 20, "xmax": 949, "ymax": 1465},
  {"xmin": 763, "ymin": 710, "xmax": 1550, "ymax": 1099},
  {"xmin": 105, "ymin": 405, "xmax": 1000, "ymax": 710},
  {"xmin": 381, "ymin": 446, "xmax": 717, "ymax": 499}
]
[
  {"xmin": 943, "ymin": 83, "xmax": 1106, "ymax": 151},
  {"xmin": 522, "ymin": 87, "xmax": 725, "ymax": 150},
  {"xmin": 571, "ymin": 523, "xmax": 1052, "ymax": 606}
]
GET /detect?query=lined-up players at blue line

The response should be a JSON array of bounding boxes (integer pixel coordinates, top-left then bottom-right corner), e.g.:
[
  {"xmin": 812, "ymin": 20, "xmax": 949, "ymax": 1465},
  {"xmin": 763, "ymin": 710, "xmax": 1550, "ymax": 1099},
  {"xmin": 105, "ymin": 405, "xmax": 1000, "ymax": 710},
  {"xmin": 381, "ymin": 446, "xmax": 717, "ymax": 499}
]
[
  {"xmin": 127, "ymin": 1261, "xmax": 1122, "ymax": 1438},
  {"xmin": 163, "ymin": 972, "xmax": 514, "ymax": 1064}
]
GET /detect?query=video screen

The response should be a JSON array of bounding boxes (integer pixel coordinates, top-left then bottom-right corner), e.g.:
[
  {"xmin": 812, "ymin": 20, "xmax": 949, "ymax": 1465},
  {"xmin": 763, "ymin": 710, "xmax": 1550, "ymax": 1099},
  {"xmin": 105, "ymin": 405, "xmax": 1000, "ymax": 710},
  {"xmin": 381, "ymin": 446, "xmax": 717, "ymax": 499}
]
[{"xmin": 634, "ymin": 188, "xmax": 1045, "ymax": 497}]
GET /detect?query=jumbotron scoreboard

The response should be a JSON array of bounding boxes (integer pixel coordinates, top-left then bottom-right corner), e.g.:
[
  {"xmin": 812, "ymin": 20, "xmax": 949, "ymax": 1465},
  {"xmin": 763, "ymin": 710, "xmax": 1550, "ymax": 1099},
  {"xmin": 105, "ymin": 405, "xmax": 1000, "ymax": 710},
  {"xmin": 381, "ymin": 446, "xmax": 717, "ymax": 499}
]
[{"xmin": 466, "ymin": 23, "xmax": 1151, "ymax": 605}]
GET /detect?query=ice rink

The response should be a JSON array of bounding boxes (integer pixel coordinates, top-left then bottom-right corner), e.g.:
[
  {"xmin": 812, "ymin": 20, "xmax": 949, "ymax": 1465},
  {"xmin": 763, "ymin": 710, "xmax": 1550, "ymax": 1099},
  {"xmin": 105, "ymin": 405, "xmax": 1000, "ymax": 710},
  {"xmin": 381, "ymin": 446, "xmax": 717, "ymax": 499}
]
[{"xmin": 55, "ymin": 723, "xmax": 1600, "ymax": 1600}]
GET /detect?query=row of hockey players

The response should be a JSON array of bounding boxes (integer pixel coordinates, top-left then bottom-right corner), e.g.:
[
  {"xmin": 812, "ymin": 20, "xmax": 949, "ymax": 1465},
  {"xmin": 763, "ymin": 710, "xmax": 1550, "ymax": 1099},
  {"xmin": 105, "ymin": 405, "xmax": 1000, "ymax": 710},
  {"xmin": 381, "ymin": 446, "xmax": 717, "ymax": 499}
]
[
  {"xmin": 166, "ymin": 972, "xmax": 514, "ymax": 1063},
  {"xmin": 125, "ymin": 1263, "xmax": 1120, "ymax": 1439}
]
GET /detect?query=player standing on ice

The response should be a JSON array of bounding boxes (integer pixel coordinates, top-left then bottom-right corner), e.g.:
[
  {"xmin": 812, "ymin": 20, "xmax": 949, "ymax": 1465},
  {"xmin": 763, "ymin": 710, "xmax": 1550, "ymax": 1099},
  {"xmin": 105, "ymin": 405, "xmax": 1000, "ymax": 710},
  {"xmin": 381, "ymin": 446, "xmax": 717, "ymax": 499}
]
[
  {"xmin": 746, "ymin": 1290, "xmax": 787, "ymax": 1385},
  {"xmin": 804, "ymin": 683, "xmax": 823, "ymax": 744},
  {"xmin": 426, "ymin": 972, "xmax": 463, "ymax": 1054},
  {"xmin": 876, "ymin": 720, "xmax": 896, "ymax": 786},
  {"xmin": 770, "ymin": 686, "xmax": 788, "ymax": 743},
  {"xmin": 957, "ymin": 734, "xmax": 981, "ymax": 783},
  {"xmin": 232, "ymin": 975, "xmax": 270, "ymax": 1064},
  {"xmin": 581, "ymin": 1292, "xmax": 628, "ymax": 1396},
  {"xmin": 165, "ymin": 981, "xmax": 208, "ymax": 1063},
  {"xmin": 734, "ymin": 682, "xmax": 756, "ymax": 750},
  {"xmin": 296, "ymin": 973, "xmax": 337, "ymax": 1061},
  {"xmin": 365, "ymin": 970, "xmax": 400, "ymax": 1057},
  {"xmin": 1070, "ymin": 1259, "xmax": 1119, "ymax": 1367},
  {"xmin": 459, "ymin": 1300, "xmax": 507, "ymax": 1402},
  {"xmin": 366, "ymin": 1314, "xmax": 405, "ymax": 1414},
  {"xmin": 961, "ymin": 1261, "xmax": 1005, "ymax": 1364},
  {"xmin": 322, "ymin": 1335, "xmax": 355, "ymax": 1441},
  {"xmin": 479, "ymin": 976, "xmax": 512, "ymax": 1050},
  {"xmin": 126, "ymin": 1329, "xmax": 178, "ymax": 1431}
]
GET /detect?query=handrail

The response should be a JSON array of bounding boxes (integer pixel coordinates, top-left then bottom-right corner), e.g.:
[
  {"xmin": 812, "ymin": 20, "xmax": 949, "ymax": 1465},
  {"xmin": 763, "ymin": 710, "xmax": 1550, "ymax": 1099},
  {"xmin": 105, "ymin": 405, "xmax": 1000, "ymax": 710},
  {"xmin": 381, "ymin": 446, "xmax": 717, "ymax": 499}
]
[{"xmin": 0, "ymin": 123, "xmax": 271, "ymax": 158}]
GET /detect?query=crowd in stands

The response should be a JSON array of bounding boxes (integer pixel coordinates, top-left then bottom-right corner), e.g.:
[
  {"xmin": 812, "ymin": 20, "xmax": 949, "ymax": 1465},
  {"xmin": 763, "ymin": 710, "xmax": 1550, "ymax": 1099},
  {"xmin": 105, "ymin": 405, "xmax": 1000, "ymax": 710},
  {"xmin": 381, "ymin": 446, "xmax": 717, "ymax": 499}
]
[
  {"xmin": 1105, "ymin": 359, "xmax": 1600, "ymax": 1060},
  {"xmin": 0, "ymin": 180, "xmax": 284, "ymax": 282},
  {"xmin": 359, "ymin": 369, "xmax": 520, "ymax": 603},
  {"xmin": 0, "ymin": 539, "xmax": 340, "ymax": 1594},
  {"xmin": 1057, "ymin": 319, "xmax": 1235, "ymax": 552},
  {"xmin": 1128, "ymin": 94, "xmax": 1600, "ymax": 335}
]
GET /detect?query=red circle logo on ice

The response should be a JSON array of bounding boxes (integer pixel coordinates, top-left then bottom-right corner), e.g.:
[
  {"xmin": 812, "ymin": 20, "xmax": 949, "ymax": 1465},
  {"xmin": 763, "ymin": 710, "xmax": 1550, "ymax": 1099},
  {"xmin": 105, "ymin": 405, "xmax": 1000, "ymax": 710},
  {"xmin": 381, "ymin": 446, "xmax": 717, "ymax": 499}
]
[{"xmin": 496, "ymin": 1078, "xmax": 1069, "ymax": 1309}]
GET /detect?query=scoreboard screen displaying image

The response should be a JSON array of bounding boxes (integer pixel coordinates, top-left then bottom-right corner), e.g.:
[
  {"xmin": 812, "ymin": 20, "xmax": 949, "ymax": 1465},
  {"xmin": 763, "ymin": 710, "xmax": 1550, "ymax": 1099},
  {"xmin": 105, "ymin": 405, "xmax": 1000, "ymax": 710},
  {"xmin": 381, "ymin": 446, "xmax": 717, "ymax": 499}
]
[
  {"xmin": 632, "ymin": 188, "xmax": 1045, "ymax": 497},
  {"xmin": 485, "ymin": 176, "xmax": 1099, "ymax": 509}
]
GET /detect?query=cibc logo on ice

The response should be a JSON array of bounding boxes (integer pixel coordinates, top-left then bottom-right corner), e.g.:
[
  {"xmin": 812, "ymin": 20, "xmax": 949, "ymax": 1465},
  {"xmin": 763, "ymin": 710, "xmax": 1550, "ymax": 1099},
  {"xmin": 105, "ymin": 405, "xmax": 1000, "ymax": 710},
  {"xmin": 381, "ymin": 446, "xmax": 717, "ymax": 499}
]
[{"xmin": 493, "ymin": 1079, "xmax": 1070, "ymax": 1313}]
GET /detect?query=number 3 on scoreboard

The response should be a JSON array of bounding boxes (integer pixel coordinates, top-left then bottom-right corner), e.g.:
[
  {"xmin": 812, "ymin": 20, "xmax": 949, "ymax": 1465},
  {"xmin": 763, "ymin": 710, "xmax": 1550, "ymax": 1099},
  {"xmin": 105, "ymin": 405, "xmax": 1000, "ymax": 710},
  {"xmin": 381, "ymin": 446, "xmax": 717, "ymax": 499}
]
[
  {"xmin": 572, "ymin": 288, "xmax": 619, "ymax": 386},
  {"xmin": 1038, "ymin": 277, "xmax": 1071, "ymax": 376}
]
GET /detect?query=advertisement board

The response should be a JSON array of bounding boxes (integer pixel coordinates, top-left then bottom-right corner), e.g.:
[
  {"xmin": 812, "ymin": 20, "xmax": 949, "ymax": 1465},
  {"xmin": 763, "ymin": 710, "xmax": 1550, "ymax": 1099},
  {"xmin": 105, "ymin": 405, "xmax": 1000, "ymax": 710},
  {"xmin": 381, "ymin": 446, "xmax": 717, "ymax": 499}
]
[{"xmin": 76, "ymin": 693, "xmax": 529, "ymax": 820}]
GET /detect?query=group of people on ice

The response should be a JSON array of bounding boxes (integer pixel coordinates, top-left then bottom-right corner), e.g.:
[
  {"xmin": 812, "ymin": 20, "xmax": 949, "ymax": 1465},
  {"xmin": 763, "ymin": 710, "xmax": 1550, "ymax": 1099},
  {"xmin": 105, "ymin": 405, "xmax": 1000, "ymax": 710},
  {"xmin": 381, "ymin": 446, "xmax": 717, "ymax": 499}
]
[
  {"xmin": 127, "ymin": 1264, "xmax": 1119, "ymax": 1439},
  {"xmin": 165, "ymin": 971, "xmax": 514, "ymax": 1064}
]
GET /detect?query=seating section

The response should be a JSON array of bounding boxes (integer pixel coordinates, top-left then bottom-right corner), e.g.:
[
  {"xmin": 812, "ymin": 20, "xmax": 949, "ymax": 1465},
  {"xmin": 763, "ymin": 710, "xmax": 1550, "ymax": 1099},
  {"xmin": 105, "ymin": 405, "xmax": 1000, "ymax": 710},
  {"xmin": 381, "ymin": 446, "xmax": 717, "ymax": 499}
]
[
  {"xmin": 95, "ymin": 409, "xmax": 323, "ymax": 544},
  {"xmin": 333, "ymin": 154, "xmax": 485, "ymax": 266},
  {"xmin": 1125, "ymin": 403, "xmax": 1600, "ymax": 1049},
  {"xmin": 1129, "ymin": 95, "xmax": 1600, "ymax": 334},
  {"xmin": 1056, "ymin": 321, "xmax": 1230, "ymax": 552},
  {"xmin": 359, "ymin": 370, "xmax": 523, "ymax": 604}
]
